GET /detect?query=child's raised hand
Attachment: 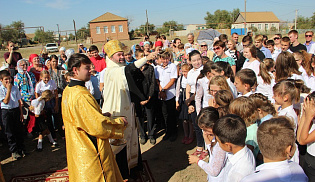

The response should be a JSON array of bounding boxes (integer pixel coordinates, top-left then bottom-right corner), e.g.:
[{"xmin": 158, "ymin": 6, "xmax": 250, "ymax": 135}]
[
  {"xmin": 176, "ymin": 101, "xmax": 180, "ymax": 111},
  {"xmin": 188, "ymin": 155, "xmax": 199, "ymax": 164},
  {"xmin": 304, "ymin": 97, "xmax": 315, "ymax": 120}
]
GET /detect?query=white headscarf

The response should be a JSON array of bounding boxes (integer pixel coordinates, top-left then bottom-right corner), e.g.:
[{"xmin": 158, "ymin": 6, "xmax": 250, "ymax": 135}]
[{"xmin": 17, "ymin": 59, "xmax": 35, "ymax": 96}]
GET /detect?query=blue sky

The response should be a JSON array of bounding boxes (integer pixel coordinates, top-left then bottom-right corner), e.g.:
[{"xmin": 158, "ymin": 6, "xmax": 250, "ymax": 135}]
[{"xmin": 0, "ymin": 0, "xmax": 314, "ymax": 35}]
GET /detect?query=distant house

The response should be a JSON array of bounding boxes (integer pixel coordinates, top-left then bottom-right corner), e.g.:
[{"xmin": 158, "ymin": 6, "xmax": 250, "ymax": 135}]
[
  {"xmin": 89, "ymin": 12, "xmax": 129, "ymax": 43},
  {"xmin": 232, "ymin": 12, "xmax": 280, "ymax": 31}
]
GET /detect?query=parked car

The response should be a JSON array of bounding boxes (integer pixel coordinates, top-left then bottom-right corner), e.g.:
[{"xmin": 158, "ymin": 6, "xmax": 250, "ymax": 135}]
[{"xmin": 45, "ymin": 43, "xmax": 58, "ymax": 53}]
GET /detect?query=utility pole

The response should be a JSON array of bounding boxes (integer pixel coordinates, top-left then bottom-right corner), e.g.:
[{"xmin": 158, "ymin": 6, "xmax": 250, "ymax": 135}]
[
  {"xmin": 244, "ymin": 0, "xmax": 247, "ymax": 35},
  {"xmin": 294, "ymin": 10, "xmax": 298, "ymax": 30},
  {"xmin": 73, "ymin": 19, "xmax": 77, "ymax": 43},
  {"xmin": 57, "ymin": 24, "xmax": 60, "ymax": 46},
  {"xmin": 146, "ymin": 9, "xmax": 149, "ymax": 36}
]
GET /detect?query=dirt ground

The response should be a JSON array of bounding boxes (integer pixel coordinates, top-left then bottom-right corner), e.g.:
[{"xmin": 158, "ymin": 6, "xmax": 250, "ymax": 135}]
[{"xmin": 1, "ymin": 125, "xmax": 207, "ymax": 182}]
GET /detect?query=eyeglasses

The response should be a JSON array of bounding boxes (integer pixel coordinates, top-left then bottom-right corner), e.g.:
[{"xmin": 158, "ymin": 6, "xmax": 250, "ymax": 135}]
[
  {"xmin": 201, "ymin": 45, "xmax": 207, "ymax": 47},
  {"xmin": 305, "ymin": 35, "xmax": 313, "ymax": 37},
  {"xmin": 274, "ymin": 37, "xmax": 280, "ymax": 40},
  {"xmin": 213, "ymin": 47, "xmax": 221, "ymax": 51},
  {"xmin": 20, "ymin": 64, "xmax": 27, "ymax": 66}
]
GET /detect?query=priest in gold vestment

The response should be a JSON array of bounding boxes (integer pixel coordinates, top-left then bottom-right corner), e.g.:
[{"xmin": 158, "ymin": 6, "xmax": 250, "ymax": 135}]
[
  {"xmin": 62, "ymin": 53, "xmax": 126, "ymax": 182},
  {"xmin": 102, "ymin": 40, "xmax": 157, "ymax": 179}
]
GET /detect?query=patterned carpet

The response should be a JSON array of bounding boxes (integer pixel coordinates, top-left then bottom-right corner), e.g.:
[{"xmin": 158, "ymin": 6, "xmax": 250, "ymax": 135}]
[{"xmin": 10, "ymin": 160, "xmax": 154, "ymax": 182}]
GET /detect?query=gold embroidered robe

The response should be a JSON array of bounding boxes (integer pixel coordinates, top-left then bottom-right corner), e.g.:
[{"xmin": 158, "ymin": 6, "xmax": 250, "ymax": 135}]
[{"xmin": 62, "ymin": 85, "xmax": 124, "ymax": 182}]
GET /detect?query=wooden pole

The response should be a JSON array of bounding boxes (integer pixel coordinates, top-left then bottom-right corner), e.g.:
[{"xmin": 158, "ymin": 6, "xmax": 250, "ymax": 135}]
[{"xmin": 73, "ymin": 19, "xmax": 77, "ymax": 43}]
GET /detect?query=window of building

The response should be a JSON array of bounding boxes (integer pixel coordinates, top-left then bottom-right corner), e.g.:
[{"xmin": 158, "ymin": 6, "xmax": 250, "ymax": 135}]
[
  {"xmin": 251, "ymin": 24, "xmax": 255, "ymax": 27},
  {"xmin": 119, "ymin": 25, "xmax": 123, "ymax": 32},
  {"xmin": 104, "ymin": 26, "xmax": 108, "ymax": 33},
  {"xmin": 111, "ymin": 25, "xmax": 116, "ymax": 33},
  {"xmin": 96, "ymin": 26, "xmax": 100, "ymax": 34},
  {"xmin": 258, "ymin": 24, "xmax": 261, "ymax": 29},
  {"xmin": 272, "ymin": 24, "xmax": 275, "ymax": 27},
  {"xmin": 265, "ymin": 24, "xmax": 269, "ymax": 30}
]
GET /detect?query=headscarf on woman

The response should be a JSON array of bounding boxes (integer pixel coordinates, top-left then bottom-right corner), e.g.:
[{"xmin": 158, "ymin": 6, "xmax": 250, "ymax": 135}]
[
  {"xmin": 28, "ymin": 54, "xmax": 39, "ymax": 65},
  {"xmin": 16, "ymin": 59, "xmax": 35, "ymax": 97}
]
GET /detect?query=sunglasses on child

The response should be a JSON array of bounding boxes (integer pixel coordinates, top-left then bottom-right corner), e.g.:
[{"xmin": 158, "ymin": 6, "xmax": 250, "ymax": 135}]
[
  {"xmin": 274, "ymin": 37, "xmax": 280, "ymax": 40},
  {"xmin": 201, "ymin": 45, "xmax": 207, "ymax": 47},
  {"xmin": 213, "ymin": 47, "xmax": 221, "ymax": 51},
  {"xmin": 305, "ymin": 35, "xmax": 313, "ymax": 37}
]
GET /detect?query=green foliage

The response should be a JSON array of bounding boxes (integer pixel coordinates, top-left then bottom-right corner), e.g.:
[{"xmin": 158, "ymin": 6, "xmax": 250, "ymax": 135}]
[
  {"xmin": 204, "ymin": 8, "xmax": 240, "ymax": 29},
  {"xmin": 270, "ymin": 26, "xmax": 277, "ymax": 32},
  {"xmin": 0, "ymin": 20, "xmax": 26, "ymax": 43},
  {"xmin": 77, "ymin": 25, "xmax": 90, "ymax": 40},
  {"xmin": 68, "ymin": 33, "xmax": 76, "ymax": 41},
  {"xmin": 296, "ymin": 15, "xmax": 315, "ymax": 29},
  {"xmin": 34, "ymin": 29, "xmax": 55, "ymax": 44},
  {"xmin": 250, "ymin": 26, "xmax": 258, "ymax": 32},
  {"xmin": 157, "ymin": 21, "xmax": 184, "ymax": 34},
  {"xmin": 135, "ymin": 22, "xmax": 155, "ymax": 36}
]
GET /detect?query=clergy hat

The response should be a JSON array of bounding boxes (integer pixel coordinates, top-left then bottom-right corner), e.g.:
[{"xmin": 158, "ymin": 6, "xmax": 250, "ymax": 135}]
[{"xmin": 104, "ymin": 40, "xmax": 124, "ymax": 58}]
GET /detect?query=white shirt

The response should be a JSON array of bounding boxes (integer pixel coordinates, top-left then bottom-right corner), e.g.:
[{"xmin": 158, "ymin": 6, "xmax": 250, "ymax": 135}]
[
  {"xmin": 30, "ymin": 97, "xmax": 45, "ymax": 115},
  {"xmin": 289, "ymin": 73, "xmax": 304, "ymax": 82},
  {"xmin": 304, "ymin": 73, "xmax": 315, "ymax": 92},
  {"xmin": 198, "ymin": 141, "xmax": 227, "ymax": 182},
  {"xmin": 187, "ymin": 66, "xmax": 203, "ymax": 93},
  {"xmin": 272, "ymin": 49, "xmax": 281, "ymax": 61},
  {"xmin": 195, "ymin": 77, "xmax": 212, "ymax": 115},
  {"xmin": 99, "ymin": 68, "xmax": 107, "ymax": 84},
  {"xmin": 278, "ymin": 105, "xmax": 298, "ymax": 130},
  {"xmin": 238, "ymin": 91, "xmax": 253, "ymax": 98},
  {"xmin": 155, "ymin": 63, "xmax": 178, "ymax": 100},
  {"xmin": 307, "ymin": 120, "xmax": 315, "ymax": 156},
  {"xmin": 309, "ymin": 43, "xmax": 315, "ymax": 54},
  {"xmin": 242, "ymin": 59, "xmax": 260, "ymax": 76},
  {"xmin": 256, "ymin": 73, "xmax": 275, "ymax": 102},
  {"xmin": 223, "ymin": 146, "xmax": 256, "ymax": 182},
  {"xmin": 35, "ymin": 80, "xmax": 57, "ymax": 95},
  {"xmin": 85, "ymin": 80, "xmax": 94, "ymax": 95},
  {"xmin": 227, "ymin": 78, "xmax": 237, "ymax": 98},
  {"xmin": 241, "ymin": 160, "xmax": 308, "ymax": 182}
]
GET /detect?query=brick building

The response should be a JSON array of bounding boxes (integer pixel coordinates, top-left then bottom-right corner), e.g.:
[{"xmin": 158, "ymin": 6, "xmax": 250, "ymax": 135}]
[{"xmin": 89, "ymin": 12, "xmax": 129, "ymax": 43}]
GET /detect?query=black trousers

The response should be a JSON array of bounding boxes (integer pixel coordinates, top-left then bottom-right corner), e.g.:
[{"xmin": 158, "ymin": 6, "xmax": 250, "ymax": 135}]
[
  {"xmin": 161, "ymin": 97, "xmax": 177, "ymax": 136},
  {"xmin": 138, "ymin": 102, "xmax": 155, "ymax": 139},
  {"xmin": 2, "ymin": 108, "xmax": 24, "ymax": 153}
]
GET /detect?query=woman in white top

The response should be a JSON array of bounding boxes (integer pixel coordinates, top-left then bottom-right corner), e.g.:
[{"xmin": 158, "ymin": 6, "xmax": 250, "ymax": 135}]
[
  {"xmin": 210, "ymin": 61, "xmax": 237, "ymax": 98},
  {"xmin": 242, "ymin": 44, "xmax": 260, "ymax": 76},
  {"xmin": 297, "ymin": 92, "xmax": 315, "ymax": 181},
  {"xmin": 256, "ymin": 58, "xmax": 276, "ymax": 102}
]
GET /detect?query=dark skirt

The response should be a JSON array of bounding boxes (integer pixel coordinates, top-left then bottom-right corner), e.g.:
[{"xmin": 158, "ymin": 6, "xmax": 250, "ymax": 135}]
[
  {"xmin": 33, "ymin": 115, "xmax": 48, "ymax": 134},
  {"xmin": 179, "ymin": 89, "xmax": 189, "ymax": 120}
]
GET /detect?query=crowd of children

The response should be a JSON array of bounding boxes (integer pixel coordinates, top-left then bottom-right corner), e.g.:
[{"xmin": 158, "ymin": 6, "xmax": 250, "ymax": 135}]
[{"xmin": 1, "ymin": 30, "xmax": 315, "ymax": 181}]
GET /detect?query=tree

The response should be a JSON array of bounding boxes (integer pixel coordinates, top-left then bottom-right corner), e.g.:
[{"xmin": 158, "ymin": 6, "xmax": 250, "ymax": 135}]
[
  {"xmin": 156, "ymin": 21, "xmax": 184, "ymax": 34},
  {"xmin": 34, "ymin": 29, "xmax": 55, "ymax": 44},
  {"xmin": 0, "ymin": 20, "xmax": 26, "ymax": 43},
  {"xmin": 68, "ymin": 33, "xmax": 76, "ymax": 41},
  {"xmin": 77, "ymin": 25, "xmax": 90, "ymax": 40},
  {"xmin": 135, "ymin": 22, "xmax": 155, "ymax": 36},
  {"xmin": 204, "ymin": 8, "xmax": 240, "ymax": 29},
  {"xmin": 270, "ymin": 26, "xmax": 277, "ymax": 32}
]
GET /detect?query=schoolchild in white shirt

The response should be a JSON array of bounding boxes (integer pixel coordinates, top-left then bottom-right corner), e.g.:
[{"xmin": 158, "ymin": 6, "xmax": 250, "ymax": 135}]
[
  {"xmin": 175, "ymin": 64, "xmax": 194, "ymax": 144},
  {"xmin": 185, "ymin": 50, "xmax": 208, "ymax": 158},
  {"xmin": 210, "ymin": 62, "xmax": 237, "ymax": 98},
  {"xmin": 297, "ymin": 92, "xmax": 315, "ymax": 181},
  {"xmin": 241, "ymin": 116, "xmax": 308, "ymax": 182},
  {"xmin": 213, "ymin": 114, "xmax": 256, "ymax": 182},
  {"xmin": 300, "ymin": 52, "xmax": 315, "ymax": 92},
  {"xmin": 195, "ymin": 61, "xmax": 213, "ymax": 115},
  {"xmin": 266, "ymin": 40, "xmax": 281, "ymax": 61},
  {"xmin": 35, "ymin": 70, "xmax": 59, "ymax": 140},
  {"xmin": 273, "ymin": 79, "xmax": 300, "ymax": 163},
  {"xmin": 249, "ymin": 93, "xmax": 276, "ymax": 126},
  {"xmin": 275, "ymin": 52, "xmax": 304, "ymax": 83},
  {"xmin": 242, "ymin": 44, "xmax": 260, "ymax": 76},
  {"xmin": 155, "ymin": 50, "xmax": 178, "ymax": 141},
  {"xmin": 234, "ymin": 69, "xmax": 256, "ymax": 97},
  {"xmin": 256, "ymin": 58, "xmax": 276, "ymax": 102},
  {"xmin": 189, "ymin": 107, "xmax": 227, "ymax": 182}
]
